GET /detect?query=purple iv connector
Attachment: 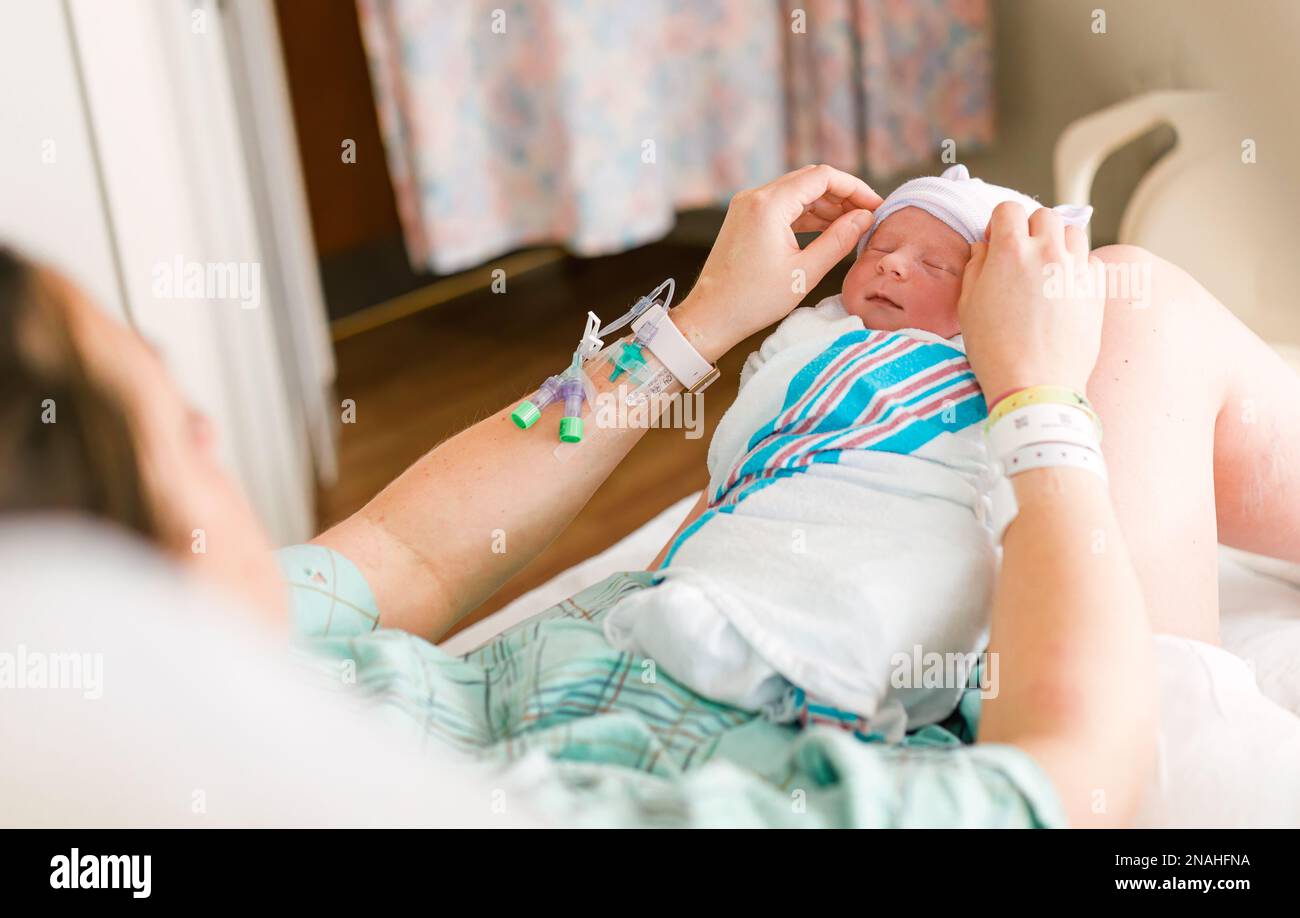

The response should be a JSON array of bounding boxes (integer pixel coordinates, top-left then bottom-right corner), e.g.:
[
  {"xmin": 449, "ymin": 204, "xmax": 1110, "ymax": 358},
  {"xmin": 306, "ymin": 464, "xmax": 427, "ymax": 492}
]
[
  {"xmin": 510, "ymin": 371, "xmax": 588, "ymax": 443},
  {"xmin": 531, "ymin": 375, "xmax": 566, "ymax": 412}
]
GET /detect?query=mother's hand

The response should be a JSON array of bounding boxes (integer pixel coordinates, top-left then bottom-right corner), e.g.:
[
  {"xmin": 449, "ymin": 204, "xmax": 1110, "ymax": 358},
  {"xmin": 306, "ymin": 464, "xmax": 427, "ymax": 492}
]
[
  {"xmin": 673, "ymin": 164, "xmax": 882, "ymax": 362},
  {"xmin": 957, "ymin": 202, "xmax": 1105, "ymax": 401}
]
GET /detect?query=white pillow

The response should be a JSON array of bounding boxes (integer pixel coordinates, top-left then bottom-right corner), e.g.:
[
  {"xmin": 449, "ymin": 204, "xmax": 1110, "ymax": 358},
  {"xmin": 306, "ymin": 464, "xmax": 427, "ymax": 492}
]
[
  {"xmin": 1218, "ymin": 549, "xmax": 1300, "ymax": 718},
  {"xmin": 0, "ymin": 518, "xmax": 536, "ymax": 827},
  {"xmin": 1135, "ymin": 634, "xmax": 1300, "ymax": 827},
  {"xmin": 1137, "ymin": 552, "xmax": 1300, "ymax": 827}
]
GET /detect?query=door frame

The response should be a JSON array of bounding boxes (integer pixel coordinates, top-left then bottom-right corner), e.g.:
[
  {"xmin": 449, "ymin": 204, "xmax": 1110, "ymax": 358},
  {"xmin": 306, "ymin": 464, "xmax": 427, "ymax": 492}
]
[{"xmin": 65, "ymin": 0, "xmax": 335, "ymax": 543}]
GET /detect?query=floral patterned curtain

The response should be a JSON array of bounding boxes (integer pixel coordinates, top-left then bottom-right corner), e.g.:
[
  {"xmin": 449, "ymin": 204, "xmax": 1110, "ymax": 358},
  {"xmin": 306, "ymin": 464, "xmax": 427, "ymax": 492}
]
[{"xmin": 357, "ymin": 0, "xmax": 992, "ymax": 274}]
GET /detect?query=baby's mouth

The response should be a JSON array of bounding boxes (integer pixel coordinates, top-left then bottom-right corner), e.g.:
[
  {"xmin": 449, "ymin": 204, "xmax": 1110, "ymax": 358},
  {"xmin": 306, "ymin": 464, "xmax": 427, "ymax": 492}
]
[{"xmin": 866, "ymin": 293, "xmax": 904, "ymax": 311}]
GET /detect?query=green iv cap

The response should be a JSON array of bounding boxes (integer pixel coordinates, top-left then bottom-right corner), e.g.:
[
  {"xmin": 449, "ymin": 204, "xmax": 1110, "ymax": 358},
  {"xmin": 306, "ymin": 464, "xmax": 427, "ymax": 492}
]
[
  {"xmin": 511, "ymin": 400, "xmax": 541, "ymax": 429},
  {"xmin": 559, "ymin": 415, "xmax": 583, "ymax": 443}
]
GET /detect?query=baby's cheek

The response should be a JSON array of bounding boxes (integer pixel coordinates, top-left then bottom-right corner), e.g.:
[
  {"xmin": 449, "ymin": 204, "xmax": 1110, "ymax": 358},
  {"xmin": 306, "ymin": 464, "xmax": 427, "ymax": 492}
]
[
  {"xmin": 841, "ymin": 255, "xmax": 871, "ymax": 299},
  {"xmin": 924, "ymin": 283, "xmax": 963, "ymax": 336}
]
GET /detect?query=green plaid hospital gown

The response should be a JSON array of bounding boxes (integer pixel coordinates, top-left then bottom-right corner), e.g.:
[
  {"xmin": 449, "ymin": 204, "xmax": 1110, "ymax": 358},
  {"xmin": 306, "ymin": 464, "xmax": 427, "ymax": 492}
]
[{"xmin": 279, "ymin": 544, "xmax": 1065, "ymax": 828}]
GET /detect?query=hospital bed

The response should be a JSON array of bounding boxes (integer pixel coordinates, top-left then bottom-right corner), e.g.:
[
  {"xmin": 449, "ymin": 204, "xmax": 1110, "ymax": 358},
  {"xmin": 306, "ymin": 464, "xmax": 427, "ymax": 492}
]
[{"xmin": 443, "ymin": 92, "xmax": 1300, "ymax": 825}]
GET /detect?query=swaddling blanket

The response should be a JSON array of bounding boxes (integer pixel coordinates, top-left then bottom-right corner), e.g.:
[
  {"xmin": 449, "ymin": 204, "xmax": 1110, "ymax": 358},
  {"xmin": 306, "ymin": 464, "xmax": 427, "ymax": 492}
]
[{"xmin": 604, "ymin": 295, "xmax": 1001, "ymax": 738}]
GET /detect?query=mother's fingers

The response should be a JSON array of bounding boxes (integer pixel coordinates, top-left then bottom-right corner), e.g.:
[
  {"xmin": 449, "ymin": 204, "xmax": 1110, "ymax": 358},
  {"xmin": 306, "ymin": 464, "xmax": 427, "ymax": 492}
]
[
  {"xmin": 801, "ymin": 196, "xmax": 855, "ymax": 224},
  {"xmin": 798, "ymin": 208, "xmax": 875, "ymax": 282},
  {"xmin": 959, "ymin": 241, "xmax": 988, "ymax": 303},
  {"xmin": 769, "ymin": 164, "xmax": 884, "ymax": 218},
  {"xmin": 1064, "ymin": 224, "xmax": 1090, "ymax": 261},
  {"xmin": 791, "ymin": 213, "xmax": 833, "ymax": 233},
  {"xmin": 986, "ymin": 201, "xmax": 1029, "ymax": 244},
  {"xmin": 1028, "ymin": 206, "xmax": 1065, "ymax": 248}
]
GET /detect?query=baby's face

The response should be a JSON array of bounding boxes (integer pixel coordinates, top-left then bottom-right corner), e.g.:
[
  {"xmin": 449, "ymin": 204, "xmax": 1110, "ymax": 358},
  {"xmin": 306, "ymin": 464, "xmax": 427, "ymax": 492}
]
[{"xmin": 841, "ymin": 207, "xmax": 971, "ymax": 338}]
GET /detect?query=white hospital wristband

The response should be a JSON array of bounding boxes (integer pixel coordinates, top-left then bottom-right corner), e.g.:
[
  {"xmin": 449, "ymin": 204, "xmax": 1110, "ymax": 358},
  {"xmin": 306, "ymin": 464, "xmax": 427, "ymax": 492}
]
[
  {"xmin": 631, "ymin": 304, "xmax": 720, "ymax": 393},
  {"xmin": 986, "ymin": 402, "xmax": 1100, "ymax": 461},
  {"xmin": 1000, "ymin": 442, "xmax": 1108, "ymax": 483}
]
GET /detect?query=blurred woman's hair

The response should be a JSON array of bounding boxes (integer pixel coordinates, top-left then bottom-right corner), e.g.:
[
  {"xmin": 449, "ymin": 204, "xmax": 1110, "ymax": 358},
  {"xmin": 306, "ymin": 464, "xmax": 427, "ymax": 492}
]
[{"xmin": 0, "ymin": 247, "xmax": 157, "ymax": 539}]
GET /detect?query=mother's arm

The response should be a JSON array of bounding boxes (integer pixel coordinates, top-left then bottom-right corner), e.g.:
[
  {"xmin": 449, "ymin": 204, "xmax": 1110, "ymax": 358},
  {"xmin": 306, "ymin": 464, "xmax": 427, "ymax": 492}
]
[
  {"xmin": 962, "ymin": 204, "xmax": 1156, "ymax": 828},
  {"xmin": 312, "ymin": 165, "xmax": 881, "ymax": 641}
]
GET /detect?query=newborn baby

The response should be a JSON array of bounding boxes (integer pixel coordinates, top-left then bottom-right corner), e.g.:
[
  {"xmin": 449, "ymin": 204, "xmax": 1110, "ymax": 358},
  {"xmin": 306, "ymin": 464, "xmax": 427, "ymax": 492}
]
[
  {"xmin": 845, "ymin": 163, "xmax": 1090, "ymax": 339},
  {"xmin": 605, "ymin": 165, "xmax": 1091, "ymax": 739},
  {"xmin": 845, "ymin": 205, "xmax": 969, "ymax": 338}
]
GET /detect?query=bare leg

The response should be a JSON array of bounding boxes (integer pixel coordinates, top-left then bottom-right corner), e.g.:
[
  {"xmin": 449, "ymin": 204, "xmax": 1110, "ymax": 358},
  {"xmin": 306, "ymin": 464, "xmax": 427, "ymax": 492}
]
[{"xmin": 1087, "ymin": 244, "xmax": 1300, "ymax": 643}]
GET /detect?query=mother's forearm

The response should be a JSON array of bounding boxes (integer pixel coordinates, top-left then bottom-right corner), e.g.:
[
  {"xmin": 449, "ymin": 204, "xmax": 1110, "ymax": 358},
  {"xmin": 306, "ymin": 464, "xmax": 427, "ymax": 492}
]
[
  {"xmin": 314, "ymin": 366, "xmax": 646, "ymax": 639},
  {"xmin": 312, "ymin": 324, "xmax": 715, "ymax": 641},
  {"xmin": 978, "ymin": 469, "xmax": 1156, "ymax": 827}
]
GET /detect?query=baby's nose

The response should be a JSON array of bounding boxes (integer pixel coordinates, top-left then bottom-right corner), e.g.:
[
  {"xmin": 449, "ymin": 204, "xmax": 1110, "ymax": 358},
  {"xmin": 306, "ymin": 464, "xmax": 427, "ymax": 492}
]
[{"xmin": 877, "ymin": 253, "xmax": 908, "ymax": 279}]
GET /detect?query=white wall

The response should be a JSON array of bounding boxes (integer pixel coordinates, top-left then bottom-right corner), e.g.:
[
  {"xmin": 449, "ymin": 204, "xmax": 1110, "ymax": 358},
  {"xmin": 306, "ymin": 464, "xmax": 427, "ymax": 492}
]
[
  {"xmin": 0, "ymin": 0, "xmax": 124, "ymax": 319},
  {"xmin": 67, "ymin": 0, "xmax": 316, "ymax": 544},
  {"xmin": 0, "ymin": 0, "xmax": 325, "ymax": 546},
  {"xmin": 962, "ymin": 0, "xmax": 1300, "ymax": 245}
]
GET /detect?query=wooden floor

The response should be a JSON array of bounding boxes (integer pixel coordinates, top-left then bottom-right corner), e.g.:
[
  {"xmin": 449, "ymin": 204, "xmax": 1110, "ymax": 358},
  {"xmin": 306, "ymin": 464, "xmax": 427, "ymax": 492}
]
[{"xmin": 319, "ymin": 241, "xmax": 850, "ymax": 638}]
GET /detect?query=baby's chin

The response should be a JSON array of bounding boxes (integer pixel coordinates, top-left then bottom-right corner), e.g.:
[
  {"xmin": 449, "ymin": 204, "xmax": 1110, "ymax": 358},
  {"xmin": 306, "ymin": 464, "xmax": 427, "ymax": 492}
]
[{"xmin": 843, "ymin": 294, "xmax": 917, "ymax": 332}]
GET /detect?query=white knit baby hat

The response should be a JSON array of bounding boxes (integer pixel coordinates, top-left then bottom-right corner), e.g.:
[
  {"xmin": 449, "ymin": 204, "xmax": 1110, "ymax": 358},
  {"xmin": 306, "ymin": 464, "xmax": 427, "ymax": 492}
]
[{"xmin": 857, "ymin": 164, "xmax": 1093, "ymax": 255}]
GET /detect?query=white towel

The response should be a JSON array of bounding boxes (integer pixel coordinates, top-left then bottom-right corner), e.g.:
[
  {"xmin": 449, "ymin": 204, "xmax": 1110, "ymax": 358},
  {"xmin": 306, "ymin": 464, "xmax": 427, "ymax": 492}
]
[{"xmin": 605, "ymin": 296, "xmax": 1001, "ymax": 737}]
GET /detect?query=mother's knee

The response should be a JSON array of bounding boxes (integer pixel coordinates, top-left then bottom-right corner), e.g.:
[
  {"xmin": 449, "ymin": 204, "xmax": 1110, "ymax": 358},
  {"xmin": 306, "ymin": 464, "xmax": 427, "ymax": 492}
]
[
  {"xmin": 1091, "ymin": 243, "xmax": 1200, "ymax": 315},
  {"xmin": 1088, "ymin": 244, "xmax": 1162, "ymax": 313},
  {"xmin": 1090, "ymin": 241, "xmax": 1229, "ymax": 407},
  {"xmin": 1092, "ymin": 243, "xmax": 1204, "ymax": 295},
  {"xmin": 1092, "ymin": 243, "xmax": 1157, "ymax": 266}
]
